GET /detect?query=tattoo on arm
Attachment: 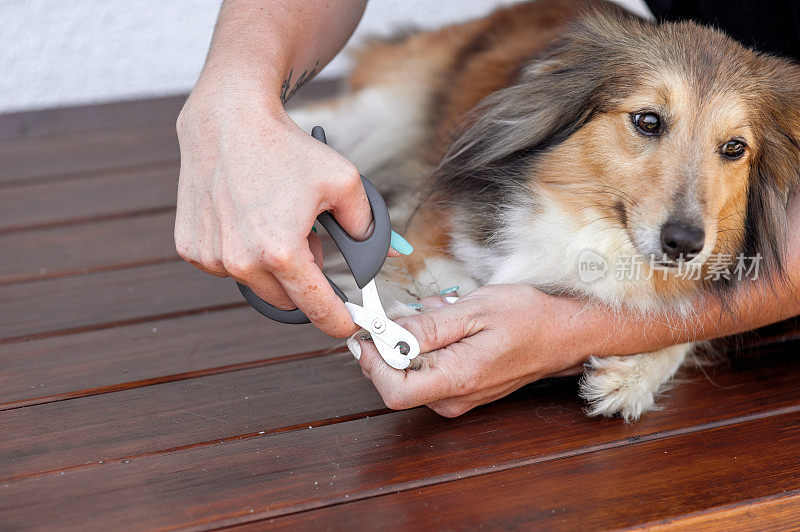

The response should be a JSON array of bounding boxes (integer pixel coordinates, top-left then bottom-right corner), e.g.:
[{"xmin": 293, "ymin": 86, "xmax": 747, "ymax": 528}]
[{"xmin": 280, "ymin": 60, "xmax": 320, "ymax": 104}]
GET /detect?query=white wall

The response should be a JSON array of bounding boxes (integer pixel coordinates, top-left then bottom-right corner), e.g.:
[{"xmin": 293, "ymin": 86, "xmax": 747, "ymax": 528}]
[{"xmin": 0, "ymin": 0, "xmax": 651, "ymax": 114}]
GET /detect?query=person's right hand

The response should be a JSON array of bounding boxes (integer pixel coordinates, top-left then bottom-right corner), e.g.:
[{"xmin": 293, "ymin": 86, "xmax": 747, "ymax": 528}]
[{"xmin": 174, "ymin": 82, "xmax": 373, "ymax": 337}]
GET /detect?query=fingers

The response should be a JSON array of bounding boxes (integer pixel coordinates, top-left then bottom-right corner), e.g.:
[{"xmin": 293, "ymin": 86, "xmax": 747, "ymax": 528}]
[
  {"xmin": 393, "ymin": 299, "xmax": 481, "ymax": 355},
  {"xmin": 273, "ymin": 248, "xmax": 357, "ymax": 337},
  {"xmin": 356, "ymin": 338, "xmax": 456, "ymax": 409},
  {"xmin": 416, "ymin": 295, "xmax": 459, "ymax": 311},
  {"xmin": 234, "ymin": 270, "xmax": 296, "ymax": 310},
  {"xmin": 353, "ymin": 300, "xmax": 483, "ymax": 409}
]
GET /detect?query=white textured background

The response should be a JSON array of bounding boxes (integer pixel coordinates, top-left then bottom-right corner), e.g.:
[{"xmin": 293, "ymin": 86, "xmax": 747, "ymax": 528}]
[{"xmin": 0, "ymin": 0, "xmax": 651, "ymax": 114}]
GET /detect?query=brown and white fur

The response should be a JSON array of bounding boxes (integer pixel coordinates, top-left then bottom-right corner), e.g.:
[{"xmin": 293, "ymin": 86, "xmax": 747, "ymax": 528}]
[{"xmin": 290, "ymin": 0, "xmax": 800, "ymax": 421}]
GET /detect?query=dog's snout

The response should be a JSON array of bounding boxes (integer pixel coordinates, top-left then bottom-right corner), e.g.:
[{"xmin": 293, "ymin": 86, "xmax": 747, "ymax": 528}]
[{"xmin": 660, "ymin": 222, "xmax": 705, "ymax": 260}]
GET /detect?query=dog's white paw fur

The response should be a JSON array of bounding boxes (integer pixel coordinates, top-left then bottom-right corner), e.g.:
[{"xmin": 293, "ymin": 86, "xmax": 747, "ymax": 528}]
[{"xmin": 579, "ymin": 343, "xmax": 691, "ymax": 422}]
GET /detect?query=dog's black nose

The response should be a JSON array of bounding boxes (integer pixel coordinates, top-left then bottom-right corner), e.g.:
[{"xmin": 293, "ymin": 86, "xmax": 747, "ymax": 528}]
[{"xmin": 660, "ymin": 222, "xmax": 705, "ymax": 261}]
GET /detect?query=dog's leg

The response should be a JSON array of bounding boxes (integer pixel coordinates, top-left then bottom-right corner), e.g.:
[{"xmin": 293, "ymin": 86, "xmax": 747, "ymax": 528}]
[{"xmin": 579, "ymin": 343, "xmax": 692, "ymax": 422}]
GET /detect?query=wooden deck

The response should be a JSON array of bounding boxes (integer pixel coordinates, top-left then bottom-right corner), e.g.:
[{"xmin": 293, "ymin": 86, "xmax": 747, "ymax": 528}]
[{"xmin": 1, "ymin": 93, "xmax": 800, "ymax": 530}]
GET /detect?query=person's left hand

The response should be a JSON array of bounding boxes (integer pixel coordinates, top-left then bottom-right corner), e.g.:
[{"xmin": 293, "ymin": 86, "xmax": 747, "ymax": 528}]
[{"xmin": 350, "ymin": 284, "xmax": 591, "ymax": 417}]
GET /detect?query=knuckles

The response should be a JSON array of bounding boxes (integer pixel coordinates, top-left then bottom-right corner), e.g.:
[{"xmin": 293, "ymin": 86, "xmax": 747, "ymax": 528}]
[
  {"xmin": 220, "ymin": 254, "xmax": 259, "ymax": 279},
  {"xmin": 431, "ymin": 402, "xmax": 470, "ymax": 418},
  {"xmin": 382, "ymin": 390, "xmax": 412, "ymax": 411},
  {"xmin": 259, "ymin": 245, "xmax": 295, "ymax": 273}
]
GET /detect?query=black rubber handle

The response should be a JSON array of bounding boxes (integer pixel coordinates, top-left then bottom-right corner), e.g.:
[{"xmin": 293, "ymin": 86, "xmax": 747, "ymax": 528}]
[{"xmin": 236, "ymin": 126, "xmax": 391, "ymax": 324}]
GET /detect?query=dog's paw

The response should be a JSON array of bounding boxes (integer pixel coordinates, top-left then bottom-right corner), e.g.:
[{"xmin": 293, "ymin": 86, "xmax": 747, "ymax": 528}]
[
  {"xmin": 579, "ymin": 355, "xmax": 658, "ymax": 422},
  {"xmin": 579, "ymin": 344, "xmax": 691, "ymax": 422}
]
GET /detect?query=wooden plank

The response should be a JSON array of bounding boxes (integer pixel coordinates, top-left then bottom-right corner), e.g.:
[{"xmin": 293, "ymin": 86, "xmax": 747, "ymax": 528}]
[
  {"xmin": 0, "ymin": 351, "xmax": 379, "ymax": 480},
  {"xmin": 636, "ymin": 490, "xmax": 800, "ymax": 531},
  {"xmin": 0, "ymin": 261, "xmax": 241, "ymax": 342},
  {"xmin": 0, "ymin": 306, "xmax": 338, "ymax": 408},
  {"xmin": 267, "ymin": 412, "xmax": 800, "ymax": 531},
  {"xmin": 0, "ymin": 95, "xmax": 185, "ymax": 142},
  {"xmin": 0, "ymin": 122, "xmax": 178, "ymax": 185},
  {"xmin": 0, "ymin": 212, "xmax": 177, "ymax": 284},
  {"xmin": 0, "ymin": 347, "xmax": 797, "ymax": 529},
  {"xmin": 0, "ymin": 165, "xmax": 177, "ymax": 233}
]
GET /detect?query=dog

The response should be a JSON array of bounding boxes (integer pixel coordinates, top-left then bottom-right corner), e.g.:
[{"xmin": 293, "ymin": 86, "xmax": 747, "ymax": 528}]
[{"xmin": 289, "ymin": 0, "xmax": 800, "ymax": 421}]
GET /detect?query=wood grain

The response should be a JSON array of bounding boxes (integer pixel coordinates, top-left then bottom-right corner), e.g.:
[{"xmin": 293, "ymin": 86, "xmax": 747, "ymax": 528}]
[
  {"xmin": 0, "ymin": 165, "xmax": 177, "ymax": 233},
  {"xmin": 0, "ymin": 351, "xmax": 379, "ymax": 480},
  {"xmin": 265, "ymin": 412, "xmax": 800, "ymax": 531},
  {"xmin": 0, "ymin": 122, "xmax": 178, "ymax": 185},
  {"xmin": 0, "ymin": 261, "xmax": 241, "ymax": 342},
  {"xmin": 0, "ymin": 96, "xmax": 185, "ymax": 142},
  {"xmin": 0, "ymin": 212, "xmax": 177, "ymax": 284},
  {"xmin": 0, "ymin": 306, "xmax": 338, "ymax": 408},
  {"xmin": 0, "ymin": 348, "xmax": 797, "ymax": 529},
  {"xmin": 636, "ymin": 490, "xmax": 800, "ymax": 531}
]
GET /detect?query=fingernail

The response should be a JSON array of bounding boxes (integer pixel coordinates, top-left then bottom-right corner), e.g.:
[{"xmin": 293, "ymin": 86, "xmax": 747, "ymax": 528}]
[
  {"xmin": 444, "ymin": 296, "xmax": 459, "ymax": 304},
  {"xmin": 390, "ymin": 231, "xmax": 414, "ymax": 255},
  {"xmin": 346, "ymin": 337, "xmax": 361, "ymax": 360},
  {"xmin": 405, "ymin": 302, "xmax": 423, "ymax": 310},
  {"xmin": 311, "ymin": 225, "xmax": 318, "ymax": 234},
  {"xmin": 439, "ymin": 286, "xmax": 459, "ymax": 295}
]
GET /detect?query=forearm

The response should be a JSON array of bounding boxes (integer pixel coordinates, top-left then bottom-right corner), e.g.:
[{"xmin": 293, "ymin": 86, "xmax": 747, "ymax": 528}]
[
  {"xmin": 582, "ymin": 197, "xmax": 800, "ymax": 356},
  {"xmin": 197, "ymin": 0, "xmax": 367, "ymax": 106}
]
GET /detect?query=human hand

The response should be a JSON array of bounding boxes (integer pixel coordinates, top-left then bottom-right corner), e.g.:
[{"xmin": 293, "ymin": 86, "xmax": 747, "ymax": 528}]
[
  {"xmin": 351, "ymin": 284, "xmax": 590, "ymax": 417},
  {"xmin": 174, "ymin": 82, "xmax": 375, "ymax": 337}
]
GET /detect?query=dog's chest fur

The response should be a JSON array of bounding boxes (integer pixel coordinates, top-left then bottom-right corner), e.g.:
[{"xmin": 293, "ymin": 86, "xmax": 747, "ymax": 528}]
[{"xmin": 447, "ymin": 191, "xmax": 690, "ymax": 312}]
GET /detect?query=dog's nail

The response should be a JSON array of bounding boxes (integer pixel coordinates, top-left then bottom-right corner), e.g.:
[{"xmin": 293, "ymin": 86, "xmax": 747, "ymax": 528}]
[
  {"xmin": 405, "ymin": 302, "xmax": 423, "ymax": 310},
  {"xmin": 439, "ymin": 286, "xmax": 459, "ymax": 295},
  {"xmin": 444, "ymin": 296, "xmax": 459, "ymax": 304},
  {"xmin": 346, "ymin": 337, "xmax": 362, "ymax": 360},
  {"xmin": 390, "ymin": 231, "xmax": 414, "ymax": 255}
]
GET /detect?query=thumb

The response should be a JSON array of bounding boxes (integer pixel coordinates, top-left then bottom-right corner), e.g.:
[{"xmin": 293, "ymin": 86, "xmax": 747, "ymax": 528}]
[
  {"xmin": 394, "ymin": 300, "xmax": 482, "ymax": 355},
  {"xmin": 327, "ymin": 166, "xmax": 374, "ymax": 241}
]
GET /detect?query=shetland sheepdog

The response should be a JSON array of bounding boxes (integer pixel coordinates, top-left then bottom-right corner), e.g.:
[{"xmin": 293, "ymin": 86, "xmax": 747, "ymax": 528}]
[{"xmin": 289, "ymin": 0, "xmax": 800, "ymax": 420}]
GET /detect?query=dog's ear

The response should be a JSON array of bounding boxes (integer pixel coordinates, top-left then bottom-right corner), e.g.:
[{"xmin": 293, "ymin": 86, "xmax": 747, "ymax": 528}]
[
  {"xmin": 431, "ymin": 6, "xmax": 645, "ymax": 196},
  {"xmin": 743, "ymin": 56, "xmax": 800, "ymax": 274}
]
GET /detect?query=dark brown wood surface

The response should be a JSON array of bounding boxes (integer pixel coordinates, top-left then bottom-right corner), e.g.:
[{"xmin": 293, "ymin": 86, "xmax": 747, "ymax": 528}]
[{"xmin": 1, "ymin": 93, "xmax": 798, "ymax": 531}]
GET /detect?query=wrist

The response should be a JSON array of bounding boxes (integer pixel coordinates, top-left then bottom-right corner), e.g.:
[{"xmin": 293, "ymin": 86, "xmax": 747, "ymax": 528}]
[
  {"xmin": 190, "ymin": 67, "xmax": 285, "ymax": 112},
  {"xmin": 552, "ymin": 295, "xmax": 602, "ymax": 364}
]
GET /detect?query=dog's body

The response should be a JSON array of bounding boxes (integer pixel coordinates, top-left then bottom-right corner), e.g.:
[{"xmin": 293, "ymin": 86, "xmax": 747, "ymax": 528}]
[{"xmin": 290, "ymin": 0, "xmax": 800, "ymax": 421}]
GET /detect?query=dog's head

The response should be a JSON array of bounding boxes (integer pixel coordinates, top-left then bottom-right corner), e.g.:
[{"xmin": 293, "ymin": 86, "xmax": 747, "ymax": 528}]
[{"xmin": 434, "ymin": 6, "xmax": 800, "ymax": 283}]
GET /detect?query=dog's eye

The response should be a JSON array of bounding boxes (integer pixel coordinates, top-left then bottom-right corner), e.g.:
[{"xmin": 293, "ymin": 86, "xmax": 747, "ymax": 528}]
[
  {"xmin": 721, "ymin": 139, "xmax": 746, "ymax": 159},
  {"xmin": 632, "ymin": 112, "xmax": 662, "ymax": 136}
]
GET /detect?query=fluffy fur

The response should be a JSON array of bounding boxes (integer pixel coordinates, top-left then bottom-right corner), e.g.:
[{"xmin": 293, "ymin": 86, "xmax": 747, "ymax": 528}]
[{"xmin": 290, "ymin": 0, "xmax": 800, "ymax": 421}]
